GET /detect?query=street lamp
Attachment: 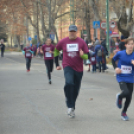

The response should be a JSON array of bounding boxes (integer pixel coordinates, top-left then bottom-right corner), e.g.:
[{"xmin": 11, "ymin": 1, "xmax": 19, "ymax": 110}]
[
  {"xmin": 106, "ymin": 0, "xmax": 110, "ymax": 54},
  {"xmin": 70, "ymin": 0, "xmax": 74, "ymax": 25}
]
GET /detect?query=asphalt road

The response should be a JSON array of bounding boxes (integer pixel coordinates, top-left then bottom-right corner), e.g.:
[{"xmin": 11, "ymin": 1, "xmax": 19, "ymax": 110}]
[{"xmin": 0, "ymin": 53, "xmax": 134, "ymax": 134}]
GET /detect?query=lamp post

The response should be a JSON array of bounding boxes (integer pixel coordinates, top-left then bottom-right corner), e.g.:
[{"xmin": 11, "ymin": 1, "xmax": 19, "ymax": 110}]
[
  {"xmin": 106, "ymin": 0, "xmax": 110, "ymax": 54},
  {"xmin": 70, "ymin": 0, "xmax": 74, "ymax": 25}
]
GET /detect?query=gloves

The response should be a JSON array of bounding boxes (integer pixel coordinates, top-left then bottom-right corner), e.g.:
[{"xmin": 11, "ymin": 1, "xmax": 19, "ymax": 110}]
[
  {"xmin": 22, "ymin": 51, "xmax": 25, "ymax": 55},
  {"xmin": 29, "ymin": 50, "xmax": 34, "ymax": 54}
]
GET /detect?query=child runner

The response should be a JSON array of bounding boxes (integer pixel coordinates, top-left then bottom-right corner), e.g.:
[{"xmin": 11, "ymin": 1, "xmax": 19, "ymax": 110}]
[
  {"xmin": 22, "ymin": 43, "xmax": 34, "ymax": 72},
  {"xmin": 87, "ymin": 42, "xmax": 93, "ymax": 72},
  {"xmin": 88, "ymin": 43, "xmax": 96, "ymax": 73},
  {"xmin": 112, "ymin": 37, "xmax": 134, "ymax": 121}
]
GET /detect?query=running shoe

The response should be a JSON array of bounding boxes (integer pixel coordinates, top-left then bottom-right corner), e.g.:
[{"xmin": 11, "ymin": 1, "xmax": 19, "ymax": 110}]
[
  {"xmin": 67, "ymin": 108, "xmax": 75, "ymax": 118},
  {"xmin": 116, "ymin": 93, "xmax": 122, "ymax": 109},
  {"xmin": 87, "ymin": 69, "xmax": 90, "ymax": 72},
  {"xmin": 121, "ymin": 112, "xmax": 129, "ymax": 121},
  {"xmin": 71, "ymin": 108, "xmax": 75, "ymax": 118},
  {"xmin": 49, "ymin": 80, "xmax": 51, "ymax": 84}
]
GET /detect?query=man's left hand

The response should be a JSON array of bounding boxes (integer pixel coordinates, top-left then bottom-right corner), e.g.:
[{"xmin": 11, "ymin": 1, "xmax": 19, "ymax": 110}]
[{"xmin": 80, "ymin": 49, "xmax": 84, "ymax": 56}]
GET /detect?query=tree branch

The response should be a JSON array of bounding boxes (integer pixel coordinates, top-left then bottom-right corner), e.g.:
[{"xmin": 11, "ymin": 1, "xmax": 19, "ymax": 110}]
[
  {"xmin": 19, "ymin": 0, "xmax": 37, "ymax": 28},
  {"xmin": 56, "ymin": 10, "xmax": 77, "ymax": 19}
]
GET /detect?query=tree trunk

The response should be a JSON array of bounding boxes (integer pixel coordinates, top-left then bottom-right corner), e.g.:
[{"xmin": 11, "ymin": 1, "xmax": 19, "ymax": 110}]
[
  {"xmin": 16, "ymin": 35, "xmax": 21, "ymax": 50},
  {"xmin": 11, "ymin": 35, "xmax": 12, "ymax": 48},
  {"xmin": 126, "ymin": 0, "xmax": 133, "ymax": 30},
  {"xmin": 39, "ymin": 0, "xmax": 47, "ymax": 41},
  {"xmin": 90, "ymin": 0, "xmax": 105, "ymax": 38},
  {"xmin": 26, "ymin": 16, "xmax": 29, "ymax": 43},
  {"xmin": 53, "ymin": 25, "xmax": 59, "ymax": 42},
  {"xmin": 84, "ymin": 2, "xmax": 91, "ymax": 42},
  {"xmin": 36, "ymin": 1, "xmax": 41, "ymax": 43},
  {"xmin": 47, "ymin": 0, "xmax": 52, "ymax": 33}
]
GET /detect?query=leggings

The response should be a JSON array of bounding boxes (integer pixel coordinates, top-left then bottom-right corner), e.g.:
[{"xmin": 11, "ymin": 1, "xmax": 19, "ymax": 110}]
[
  {"xmin": 26, "ymin": 58, "xmax": 32, "ymax": 70},
  {"xmin": 45, "ymin": 59, "xmax": 53, "ymax": 80},
  {"xmin": 119, "ymin": 82, "xmax": 133, "ymax": 113}
]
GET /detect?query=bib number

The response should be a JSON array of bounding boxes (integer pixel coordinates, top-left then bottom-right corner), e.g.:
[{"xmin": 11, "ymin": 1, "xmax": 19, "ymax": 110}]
[
  {"xmin": 121, "ymin": 65, "xmax": 132, "ymax": 74},
  {"xmin": 26, "ymin": 52, "xmax": 31, "ymax": 57},
  {"xmin": 45, "ymin": 52, "xmax": 52, "ymax": 57},
  {"xmin": 91, "ymin": 57, "xmax": 95, "ymax": 62},
  {"xmin": 67, "ymin": 44, "xmax": 78, "ymax": 52}
]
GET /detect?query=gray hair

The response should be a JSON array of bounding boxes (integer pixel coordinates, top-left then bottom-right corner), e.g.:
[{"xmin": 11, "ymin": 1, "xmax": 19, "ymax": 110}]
[{"xmin": 95, "ymin": 40, "xmax": 100, "ymax": 45}]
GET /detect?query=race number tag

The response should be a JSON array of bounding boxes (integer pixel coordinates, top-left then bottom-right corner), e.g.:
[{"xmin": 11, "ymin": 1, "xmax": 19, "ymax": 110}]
[
  {"xmin": 91, "ymin": 57, "xmax": 95, "ymax": 62},
  {"xmin": 121, "ymin": 65, "xmax": 132, "ymax": 74},
  {"xmin": 26, "ymin": 52, "xmax": 31, "ymax": 57},
  {"xmin": 67, "ymin": 44, "xmax": 78, "ymax": 52},
  {"xmin": 45, "ymin": 52, "xmax": 52, "ymax": 57}
]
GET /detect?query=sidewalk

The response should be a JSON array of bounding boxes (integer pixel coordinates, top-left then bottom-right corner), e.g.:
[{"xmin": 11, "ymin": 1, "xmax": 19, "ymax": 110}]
[
  {"xmin": 84, "ymin": 64, "xmax": 114, "ymax": 74},
  {"xmin": 5, "ymin": 51, "xmax": 22, "ymax": 56}
]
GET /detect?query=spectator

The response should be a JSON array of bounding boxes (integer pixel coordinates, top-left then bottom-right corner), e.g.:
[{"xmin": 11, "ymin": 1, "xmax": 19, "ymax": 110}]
[{"xmin": 0, "ymin": 39, "xmax": 5, "ymax": 57}]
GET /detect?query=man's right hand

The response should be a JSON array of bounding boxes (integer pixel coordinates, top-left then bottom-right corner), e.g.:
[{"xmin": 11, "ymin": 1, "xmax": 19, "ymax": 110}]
[
  {"xmin": 115, "ymin": 68, "xmax": 122, "ymax": 74},
  {"xmin": 56, "ymin": 66, "xmax": 62, "ymax": 70}
]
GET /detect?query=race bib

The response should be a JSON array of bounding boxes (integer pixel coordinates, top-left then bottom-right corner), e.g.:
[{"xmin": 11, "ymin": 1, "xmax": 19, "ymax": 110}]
[
  {"xmin": 67, "ymin": 44, "xmax": 78, "ymax": 52},
  {"xmin": 91, "ymin": 57, "xmax": 95, "ymax": 62},
  {"xmin": 26, "ymin": 52, "xmax": 31, "ymax": 57},
  {"xmin": 68, "ymin": 52, "xmax": 77, "ymax": 58},
  {"xmin": 121, "ymin": 65, "xmax": 132, "ymax": 74},
  {"xmin": 45, "ymin": 52, "xmax": 52, "ymax": 57}
]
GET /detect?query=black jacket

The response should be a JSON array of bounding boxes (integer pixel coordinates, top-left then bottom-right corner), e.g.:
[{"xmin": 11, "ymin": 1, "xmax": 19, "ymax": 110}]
[
  {"xmin": 101, "ymin": 39, "xmax": 108, "ymax": 55},
  {"xmin": 0, "ymin": 44, "xmax": 5, "ymax": 51},
  {"xmin": 119, "ymin": 41, "xmax": 126, "ymax": 51}
]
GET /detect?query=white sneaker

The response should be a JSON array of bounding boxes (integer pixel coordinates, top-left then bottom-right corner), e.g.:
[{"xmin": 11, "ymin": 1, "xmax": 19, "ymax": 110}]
[
  {"xmin": 67, "ymin": 108, "xmax": 75, "ymax": 118},
  {"xmin": 71, "ymin": 108, "xmax": 75, "ymax": 118}
]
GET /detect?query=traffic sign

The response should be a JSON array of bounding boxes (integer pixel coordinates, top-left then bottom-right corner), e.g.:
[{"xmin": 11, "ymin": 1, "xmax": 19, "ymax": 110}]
[
  {"xmin": 34, "ymin": 35, "xmax": 37, "ymax": 39},
  {"xmin": 100, "ymin": 21, "xmax": 106, "ymax": 30},
  {"xmin": 110, "ymin": 21, "xmax": 116, "ymax": 28},
  {"xmin": 93, "ymin": 21, "xmax": 100, "ymax": 29},
  {"xmin": 28, "ymin": 37, "xmax": 32, "ymax": 41},
  {"xmin": 50, "ymin": 34, "xmax": 55, "ymax": 41},
  {"xmin": 106, "ymin": 30, "xmax": 112, "ymax": 35}
]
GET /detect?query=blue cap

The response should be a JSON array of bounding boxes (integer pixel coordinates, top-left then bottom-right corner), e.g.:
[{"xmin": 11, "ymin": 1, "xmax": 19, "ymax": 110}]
[
  {"xmin": 69, "ymin": 25, "xmax": 77, "ymax": 32},
  {"xmin": 121, "ymin": 35, "xmax": 128, "ymax": 40}
]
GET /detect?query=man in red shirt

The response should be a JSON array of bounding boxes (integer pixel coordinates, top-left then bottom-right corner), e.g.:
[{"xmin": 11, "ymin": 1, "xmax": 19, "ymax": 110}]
[{"xmin": 54, "ymin": 25, "xmax": 90, "ymax": 118}]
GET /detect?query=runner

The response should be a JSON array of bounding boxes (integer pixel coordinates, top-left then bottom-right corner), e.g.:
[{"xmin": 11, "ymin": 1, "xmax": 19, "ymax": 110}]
[
  {"xmin": 42, "ymin": 38, "xmax": 55, "ymax": 84},
  {"xmin": 22, "ymin": 43, "xmax": 34, "ymax": 72},
  {"xmin": 54, "ymin": 25, "xmax": 90, "ymax": 118},
  {"xmin": 88, "ymin": 42, "xmax": 96, "ymax": 73},
  {"xmin": 112, "ymin": 37, "xmax": 134, "ymax": 121}
]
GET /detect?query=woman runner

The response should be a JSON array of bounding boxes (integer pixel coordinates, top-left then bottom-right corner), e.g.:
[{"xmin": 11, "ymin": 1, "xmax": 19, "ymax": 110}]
[{"xmin": 42, "ymin": 38, "xmax": 55, "ymax": 84}]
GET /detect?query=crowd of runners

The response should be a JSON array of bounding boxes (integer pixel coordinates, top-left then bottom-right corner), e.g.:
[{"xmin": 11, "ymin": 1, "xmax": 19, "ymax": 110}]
[{"xmin": 1, "ymin": 24, "xmax": 134, "ymax": 121}]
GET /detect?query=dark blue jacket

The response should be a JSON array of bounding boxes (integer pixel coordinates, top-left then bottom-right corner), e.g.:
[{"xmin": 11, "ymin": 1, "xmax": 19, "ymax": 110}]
[{"xmin": 94, "ymin": 45, "xmax": 105, "ymax": 62}]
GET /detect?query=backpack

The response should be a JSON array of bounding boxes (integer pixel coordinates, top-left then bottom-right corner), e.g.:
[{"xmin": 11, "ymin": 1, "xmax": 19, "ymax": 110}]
[{"xmin": 97, "ymin": 47, "xmax": 102, "ymax": 57}]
